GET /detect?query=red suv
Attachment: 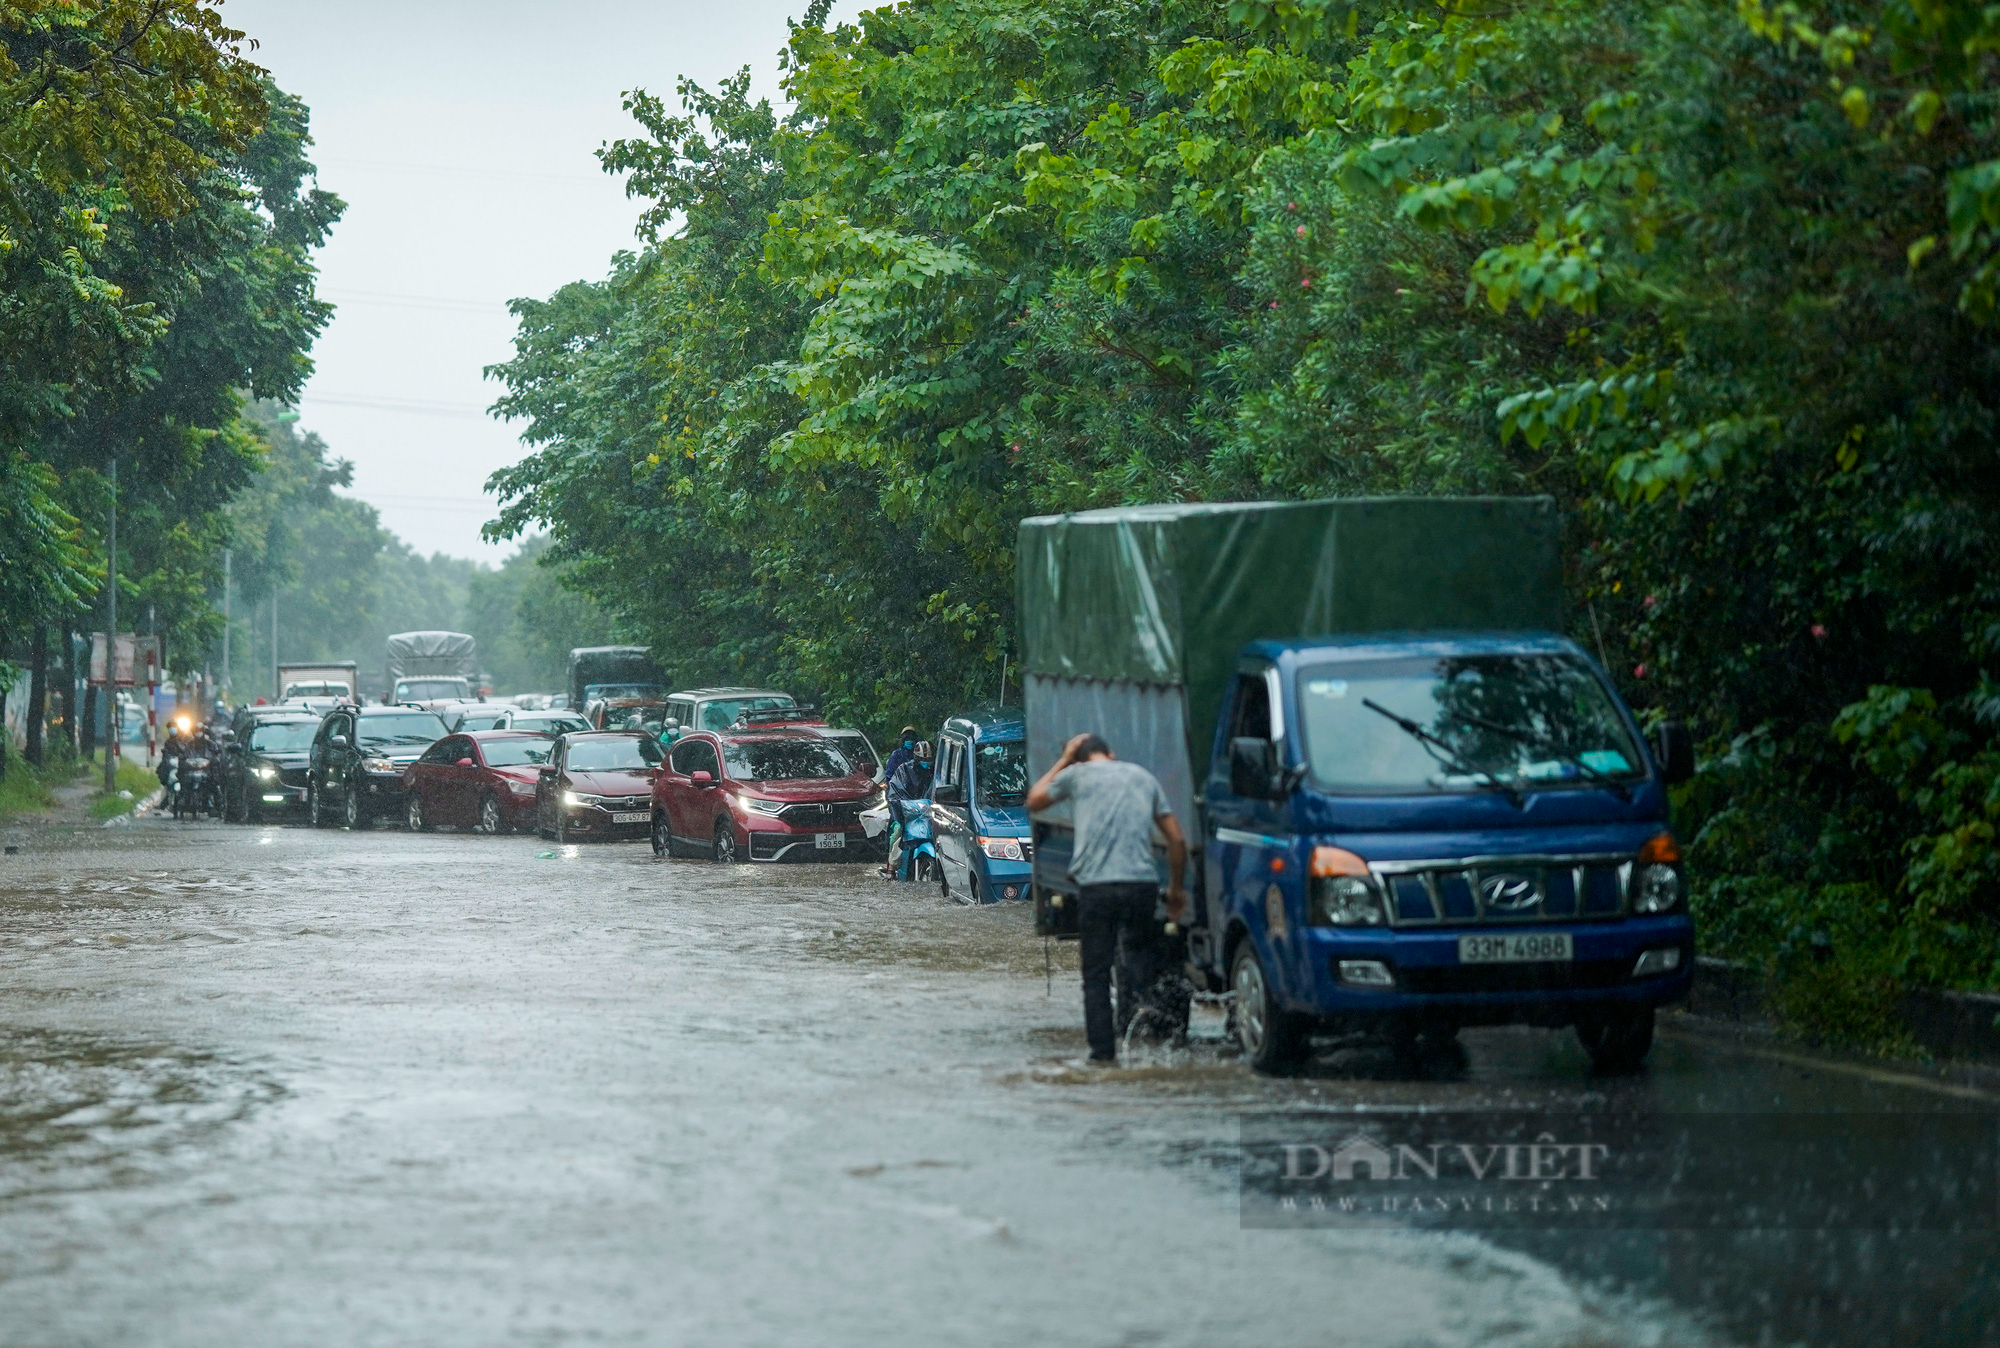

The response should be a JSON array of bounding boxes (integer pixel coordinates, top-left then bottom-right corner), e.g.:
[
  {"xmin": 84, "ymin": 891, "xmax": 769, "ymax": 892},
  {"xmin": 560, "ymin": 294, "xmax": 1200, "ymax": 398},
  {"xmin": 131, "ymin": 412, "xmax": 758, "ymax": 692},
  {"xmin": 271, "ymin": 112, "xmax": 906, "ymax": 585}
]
[{"xmin": 652, "ymin": 727, "xmax": 883, "ymax": 862}]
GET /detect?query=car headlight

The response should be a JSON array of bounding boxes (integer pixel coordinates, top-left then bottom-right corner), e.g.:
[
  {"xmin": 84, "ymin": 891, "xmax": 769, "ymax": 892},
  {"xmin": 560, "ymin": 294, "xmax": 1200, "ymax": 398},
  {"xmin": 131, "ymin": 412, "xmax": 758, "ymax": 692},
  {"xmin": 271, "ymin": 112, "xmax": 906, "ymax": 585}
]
[
  {"xmin": 364, "ymin": 756, "xmax": 396, "ymax": 774},
  {"xmin": 256, "ymin": 765, "xmax": 277, "ymax": 780},
  {"xmin": 1632, "ymin": 864, "xmax": 1685, "ymax": 913},
  {"xmin": 507, "ymin": 778, "xmax": 536, "ymax": 794},
  {"xmin": 980, "ymin": 836, "xmax": 1024, "ymax": 861},
  {"xmin": 1313, "ymin": 875, "xmax": 1387, "ymax": 926},
  {"xmin": 863, "ymin": 787, "xmax": 886, "ymax": 809},
  {"xmin": 563, "ymin": 790, "xmax": 601, "ymax": 808},
  {"xmin": 738, "ymin": 797, "xmax": 786, "ymax": 816}
]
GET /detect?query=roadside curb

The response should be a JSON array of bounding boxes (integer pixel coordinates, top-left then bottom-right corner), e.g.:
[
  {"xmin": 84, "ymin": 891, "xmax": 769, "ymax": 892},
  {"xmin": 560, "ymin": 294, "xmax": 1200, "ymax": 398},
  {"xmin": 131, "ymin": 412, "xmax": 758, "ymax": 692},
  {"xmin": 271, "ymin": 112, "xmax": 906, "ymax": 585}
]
[
  {"xmin": 102, "ymin": 786, "xmax": 167, "ymax": 826},
  {"xmin": 1679, "ymin": 955, "xmax": 2000, "ymax": 1071}
]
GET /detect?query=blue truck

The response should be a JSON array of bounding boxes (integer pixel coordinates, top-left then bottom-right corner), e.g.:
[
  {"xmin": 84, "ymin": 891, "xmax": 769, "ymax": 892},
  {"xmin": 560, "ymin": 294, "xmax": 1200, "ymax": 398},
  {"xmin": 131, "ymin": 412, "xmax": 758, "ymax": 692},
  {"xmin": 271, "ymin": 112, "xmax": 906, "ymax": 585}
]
[{"xmin": 1020, "ymin": 497, "xmax": 1695, "ymax": 1074}]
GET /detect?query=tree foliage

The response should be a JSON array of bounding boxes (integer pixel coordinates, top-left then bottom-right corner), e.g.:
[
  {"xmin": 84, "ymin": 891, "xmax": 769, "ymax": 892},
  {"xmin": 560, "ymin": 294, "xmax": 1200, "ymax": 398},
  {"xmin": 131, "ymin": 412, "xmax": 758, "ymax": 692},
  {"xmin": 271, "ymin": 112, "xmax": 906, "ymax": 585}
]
[{"xmin": 490, "ymin": 0, "xmax": 2000, "ymax": 998}]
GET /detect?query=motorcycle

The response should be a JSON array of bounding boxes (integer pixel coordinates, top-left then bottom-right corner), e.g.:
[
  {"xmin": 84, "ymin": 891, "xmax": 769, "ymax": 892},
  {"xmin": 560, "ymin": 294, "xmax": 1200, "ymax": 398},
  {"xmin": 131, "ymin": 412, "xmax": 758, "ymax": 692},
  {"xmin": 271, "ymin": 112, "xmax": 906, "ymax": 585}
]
[
  {"xmin": 887, "ymin": 795, "xmax": 937, "ymax": 882},
  {"xmin": 174, "ymin": 751, "xmax": 214, "ymax": 820}
]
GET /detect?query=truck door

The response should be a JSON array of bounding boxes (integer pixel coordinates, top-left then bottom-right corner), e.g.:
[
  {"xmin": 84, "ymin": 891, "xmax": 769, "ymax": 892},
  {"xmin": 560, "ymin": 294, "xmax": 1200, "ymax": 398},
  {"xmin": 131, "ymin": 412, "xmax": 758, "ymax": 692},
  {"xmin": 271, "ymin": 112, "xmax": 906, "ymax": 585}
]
[
  {"xmin": 933, "ymin": 735, "xmax": 972, "ymax": 895},
  {"xmin": 1204, "ymin": 667, "xmax": 1305, "ymax": 997}
]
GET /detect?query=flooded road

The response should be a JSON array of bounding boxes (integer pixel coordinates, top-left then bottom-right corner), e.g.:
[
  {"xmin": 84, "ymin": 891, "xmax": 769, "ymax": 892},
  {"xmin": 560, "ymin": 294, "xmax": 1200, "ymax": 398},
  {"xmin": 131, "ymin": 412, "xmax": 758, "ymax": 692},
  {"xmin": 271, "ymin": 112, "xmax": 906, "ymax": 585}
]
[{"xmin": 0, "ymin": 814, "xmax": 1992, "ymax": 1346}]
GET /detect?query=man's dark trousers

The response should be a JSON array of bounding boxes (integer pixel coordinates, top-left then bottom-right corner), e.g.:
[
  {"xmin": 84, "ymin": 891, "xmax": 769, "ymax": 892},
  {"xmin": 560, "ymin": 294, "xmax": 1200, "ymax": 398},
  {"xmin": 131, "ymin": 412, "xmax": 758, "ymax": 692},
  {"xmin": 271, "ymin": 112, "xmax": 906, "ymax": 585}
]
[{"xmin": 1077, "ymin": 882, "xmax": 1165, "ymax": 1060}]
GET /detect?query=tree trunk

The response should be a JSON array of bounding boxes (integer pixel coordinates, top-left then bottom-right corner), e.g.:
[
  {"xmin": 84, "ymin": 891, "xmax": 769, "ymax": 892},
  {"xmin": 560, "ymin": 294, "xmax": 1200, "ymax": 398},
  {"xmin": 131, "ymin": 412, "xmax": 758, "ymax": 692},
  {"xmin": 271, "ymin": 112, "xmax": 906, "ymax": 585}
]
[{"xmin": 25, "ymin": 626, "xmax": 47, "ymax": 768}]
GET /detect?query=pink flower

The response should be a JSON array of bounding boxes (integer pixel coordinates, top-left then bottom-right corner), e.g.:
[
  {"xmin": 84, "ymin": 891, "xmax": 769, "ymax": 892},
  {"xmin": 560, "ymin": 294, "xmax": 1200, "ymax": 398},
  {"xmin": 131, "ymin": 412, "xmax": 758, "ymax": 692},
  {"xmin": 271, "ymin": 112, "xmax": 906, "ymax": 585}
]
[
  {"xmin": 1643, "ymin": 595, "xmax": 1656, "ymax": 609},
  {"xmin": 1009, "ymin": 442, "xmax": 1022, "ymax": 454},
  {"xmin": 1295, "ymin": 224, "xmax": 1307, "ymax": 238},
  {"xmin": 1811, "ymin": 623, "xmax": 1827, "ymax": 639},
  {"xmin": 1287, "ymin": 201, "xmax": 1298, "ymax": 212},
  {"xmin": 1300, "ymin": 276, "xmax": 1312, "ymax": 289},
  {"xmin": 1269, "ymin": 300, "xmax": 1280, "ymax": 309},
  {"xmin": 1634, "ymin": 663, "xmax": 1648, "ymax": 678}
]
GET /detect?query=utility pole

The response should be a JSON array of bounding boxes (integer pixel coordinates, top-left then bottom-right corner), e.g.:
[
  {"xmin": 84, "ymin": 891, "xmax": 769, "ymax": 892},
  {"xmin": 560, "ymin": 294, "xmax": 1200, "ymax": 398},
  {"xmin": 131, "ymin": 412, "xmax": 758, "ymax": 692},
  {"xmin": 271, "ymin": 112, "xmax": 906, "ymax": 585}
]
[
  {"xmin": 271, "ymin": 588, "xmax": 278, "ymax": 702},
  {"xmin": 104, "ymin": 458, "xmax": 117, "ymax": 793},
  {"xmin": 221, "ymin": 548, "xmax": 231, "ymax": 703}
]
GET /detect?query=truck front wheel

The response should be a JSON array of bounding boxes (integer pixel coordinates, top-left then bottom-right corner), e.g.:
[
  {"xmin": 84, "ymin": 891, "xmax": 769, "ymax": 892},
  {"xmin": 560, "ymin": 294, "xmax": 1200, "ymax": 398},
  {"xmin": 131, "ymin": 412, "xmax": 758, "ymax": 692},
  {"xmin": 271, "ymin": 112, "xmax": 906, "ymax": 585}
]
[
  {"xmin": 1230, "ymin": 943, "xmax": 1309, "ymax": 1075},
  {"xmin": 1575, "ymin": 1006, "xmax": 1654, "ymax": 1074}
]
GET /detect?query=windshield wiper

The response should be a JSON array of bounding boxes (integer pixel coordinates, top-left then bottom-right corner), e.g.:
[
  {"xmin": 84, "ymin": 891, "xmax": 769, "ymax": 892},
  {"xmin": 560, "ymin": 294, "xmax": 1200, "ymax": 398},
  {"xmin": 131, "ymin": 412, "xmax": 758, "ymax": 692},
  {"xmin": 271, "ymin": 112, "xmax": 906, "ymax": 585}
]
[
  {"xmin": 1449, "ymin": 711, "xmax": 1633, "ymax": 801},
  {"xmin": 1361, "ymin": 700, "xmax": 1523, "ymax": 808}
]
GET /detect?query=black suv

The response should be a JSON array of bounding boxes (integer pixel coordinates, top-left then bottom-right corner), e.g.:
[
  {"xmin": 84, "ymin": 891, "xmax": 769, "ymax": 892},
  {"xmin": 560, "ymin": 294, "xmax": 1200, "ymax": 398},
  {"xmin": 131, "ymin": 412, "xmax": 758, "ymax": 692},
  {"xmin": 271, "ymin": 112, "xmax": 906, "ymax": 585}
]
[
  {"xmin": 308, "ymin": 704, "xmax": 452, "ymax": 830},
  {"xmin": 221, "ymin": 711, "xmax": 321, "ymax": 822}
]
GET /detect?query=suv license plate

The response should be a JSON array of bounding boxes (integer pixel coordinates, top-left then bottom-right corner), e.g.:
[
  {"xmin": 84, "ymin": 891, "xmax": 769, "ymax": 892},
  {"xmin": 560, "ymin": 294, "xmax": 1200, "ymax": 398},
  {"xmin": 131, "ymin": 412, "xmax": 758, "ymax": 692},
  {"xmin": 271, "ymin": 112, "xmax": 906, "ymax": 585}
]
[
  {"xmin": 815, "ymin": 832, "xmax": 846, "ymax": 849},
  {"xmin": 612, "ymin": 811, "xmax": 648, "ymax": 824},
  {"xmin": 1458, "ymin": 932, "xmax": 1573, "ymax": 964}
]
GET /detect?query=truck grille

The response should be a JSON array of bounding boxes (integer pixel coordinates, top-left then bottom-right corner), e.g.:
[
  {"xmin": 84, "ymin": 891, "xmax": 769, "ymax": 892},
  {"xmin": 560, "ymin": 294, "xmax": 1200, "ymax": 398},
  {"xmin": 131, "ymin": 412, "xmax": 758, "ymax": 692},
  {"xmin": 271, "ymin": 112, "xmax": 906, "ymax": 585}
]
[
  {"xmin": 1391, "ymin": 958, "xmax": 1637, "ymax": 994},
  {"xmin": 1369, "ymin": 854, "xmax": 1633, "ymax": 926}
]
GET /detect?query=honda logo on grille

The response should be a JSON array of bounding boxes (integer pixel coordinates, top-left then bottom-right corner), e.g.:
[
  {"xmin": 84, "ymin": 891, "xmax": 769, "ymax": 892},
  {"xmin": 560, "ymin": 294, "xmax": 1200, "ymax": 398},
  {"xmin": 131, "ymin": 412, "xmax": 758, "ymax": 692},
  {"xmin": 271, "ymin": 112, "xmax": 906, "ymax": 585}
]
[{"xmin": 1478, "ymin": 872, "xmax": 1543, "ymax": 913}]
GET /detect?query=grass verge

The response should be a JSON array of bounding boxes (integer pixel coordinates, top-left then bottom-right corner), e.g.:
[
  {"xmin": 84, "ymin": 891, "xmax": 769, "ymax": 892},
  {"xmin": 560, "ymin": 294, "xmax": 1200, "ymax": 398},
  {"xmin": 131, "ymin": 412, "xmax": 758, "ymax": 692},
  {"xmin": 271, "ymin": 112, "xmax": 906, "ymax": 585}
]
[
  {"xmin": 0, "ymin": 758, "xmax": 61, "ymax": 821},
  {"xmin": 88, "ymin": 758, "xmax": 162, "ymax": 820}
]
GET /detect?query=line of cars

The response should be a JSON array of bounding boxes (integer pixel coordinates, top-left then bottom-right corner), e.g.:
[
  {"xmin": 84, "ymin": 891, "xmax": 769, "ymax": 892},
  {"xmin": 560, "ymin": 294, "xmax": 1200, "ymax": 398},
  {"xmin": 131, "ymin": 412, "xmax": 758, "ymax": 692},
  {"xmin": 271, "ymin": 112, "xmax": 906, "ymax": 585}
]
[{"xmin": 213, "ymin": 689, "xmax": 891, "ymax": 867}]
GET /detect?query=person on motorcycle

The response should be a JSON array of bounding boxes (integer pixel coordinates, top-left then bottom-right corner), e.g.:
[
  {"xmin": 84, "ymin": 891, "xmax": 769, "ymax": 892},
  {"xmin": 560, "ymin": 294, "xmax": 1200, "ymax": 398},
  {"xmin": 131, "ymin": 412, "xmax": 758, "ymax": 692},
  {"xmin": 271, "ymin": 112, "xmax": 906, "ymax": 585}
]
[
  {"xmin": 158, "ymin": 717, "xmax": 196, "ymax": 790},
  {"xmin": 880, "ymin": 726, "xmax": 921, "ymax": 785},
  {"xmin": 880, "ymin": 740, "xmax": 936, "ymax": 879}
]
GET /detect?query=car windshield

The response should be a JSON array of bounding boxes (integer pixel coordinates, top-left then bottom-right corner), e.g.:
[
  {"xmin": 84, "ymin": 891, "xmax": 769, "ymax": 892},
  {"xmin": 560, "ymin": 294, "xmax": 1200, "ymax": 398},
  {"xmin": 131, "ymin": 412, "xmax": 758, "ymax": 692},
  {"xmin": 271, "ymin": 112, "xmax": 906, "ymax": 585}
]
[
  {"xmin": 480, "ymin": 739, "xmax": 553, "ymax": 767},
  {"xmin": 720, "ymin": 738, "xmax": 852, "ymax": 781},
  {"xmin": 518, "ymin": 714, "xmax": 588, "ymax": 734},
  {"xmin": 248, "ymin": 722, "xmax": 318, "ymax": 754},
  {"xmin": 455, "ymin": 711, "xmax": 507, "ymax": 731},
  {"xmin": 355, "ymin": 713, "xmax": 450, "ymax": 749},
  {"xmin": 396, "ymin": 679, "xmax": 468, "ymax": 701},
  {"xmin": 824, "ymin": 732, "xmax": 877, "ymax": 776},
  {"xmin": 566, "ymin": 737, "xmax": 661, "ymax": 771},
  {"xmin": 286, "ymin": 682, "xmax": 347, "ymax": 698},
  {"xmin": 698, "ymin": 696, "xmax": 793, "ymax": 731},
  {"xmin": 1297, "ymin": 654, "xmax": 1645, "ymax": 795},
  {"xmin": 976, "ymin": 741, "xmax": 1028, "ymax": 806}
]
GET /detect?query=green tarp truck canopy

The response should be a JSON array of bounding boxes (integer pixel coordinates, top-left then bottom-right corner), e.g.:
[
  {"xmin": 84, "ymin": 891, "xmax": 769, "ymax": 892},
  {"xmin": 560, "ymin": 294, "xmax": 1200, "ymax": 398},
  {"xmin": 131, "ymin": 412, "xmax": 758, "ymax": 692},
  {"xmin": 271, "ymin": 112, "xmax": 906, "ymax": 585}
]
[{"xmin": 1017, "ymin": 497, "xmax": 1564, "ymax": 772}]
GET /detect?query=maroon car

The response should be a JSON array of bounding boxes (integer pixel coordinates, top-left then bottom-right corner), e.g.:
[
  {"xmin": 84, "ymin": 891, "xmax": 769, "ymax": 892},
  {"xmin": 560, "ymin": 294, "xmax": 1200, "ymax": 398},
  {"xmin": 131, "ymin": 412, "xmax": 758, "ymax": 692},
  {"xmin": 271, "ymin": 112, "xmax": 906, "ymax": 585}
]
[
  {"xmin": 651, "ymin": 726, "xmax": 882, "ymax": 863},
  {"xmin": 401, "ymin": 730, "xmax": 554, "ymax": 834},
  {"xmin": 535, "ymin": 730, "xmax": 663, "ymax": 843}
]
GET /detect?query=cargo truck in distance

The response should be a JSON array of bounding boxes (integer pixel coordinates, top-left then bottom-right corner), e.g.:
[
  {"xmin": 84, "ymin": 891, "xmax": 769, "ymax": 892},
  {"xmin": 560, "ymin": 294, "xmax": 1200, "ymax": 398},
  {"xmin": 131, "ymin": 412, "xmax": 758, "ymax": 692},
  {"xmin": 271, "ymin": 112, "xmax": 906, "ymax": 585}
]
[
  {"xmin": 567, "ymin": 646, "xmax": 665, "ymax": 715},
  {"xmin": 278, "ymin": 662, "xmax": 359, "ymax": 704},
  {"xmin": 385, "ymin": 631, "xmax": 479, "ymax": 705},
  {"xmin": 1020, "ymin": 498, "xmax": 1695, "ymax": 1075}
]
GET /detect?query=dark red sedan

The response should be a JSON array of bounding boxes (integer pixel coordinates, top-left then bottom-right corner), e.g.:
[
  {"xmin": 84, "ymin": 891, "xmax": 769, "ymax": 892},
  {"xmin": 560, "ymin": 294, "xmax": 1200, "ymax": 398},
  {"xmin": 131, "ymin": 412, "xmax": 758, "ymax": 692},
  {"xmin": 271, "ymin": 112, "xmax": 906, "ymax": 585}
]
[
  {"xmin": 534, "ymin": 730, "xmax": 663, "ymax": 843},
  {"xmin": 400, "ymin": 730, "xmax": 554, "ymax": 834}
]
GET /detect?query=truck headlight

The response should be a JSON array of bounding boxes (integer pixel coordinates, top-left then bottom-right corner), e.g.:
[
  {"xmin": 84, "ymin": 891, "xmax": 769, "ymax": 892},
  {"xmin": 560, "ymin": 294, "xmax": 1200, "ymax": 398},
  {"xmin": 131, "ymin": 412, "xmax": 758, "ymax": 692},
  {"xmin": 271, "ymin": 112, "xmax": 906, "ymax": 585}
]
[
  {"xmin": 256, "ymin": 766, "xmax": 277, "ymax": 780},
  {"xmin": 1313, "ymin": 875, "xmax": 1386, "ymax": 926},
  {"xmin": 363, "ymin": 756, "xmax": 396, "ymax": 774},
  {"xmin": 1632, "ymin": 864, "xmax": 1684, "ymax": 913},
  {"xmin": 980, "ymin": 837, "xmax": 1024, "ymax": 861}
]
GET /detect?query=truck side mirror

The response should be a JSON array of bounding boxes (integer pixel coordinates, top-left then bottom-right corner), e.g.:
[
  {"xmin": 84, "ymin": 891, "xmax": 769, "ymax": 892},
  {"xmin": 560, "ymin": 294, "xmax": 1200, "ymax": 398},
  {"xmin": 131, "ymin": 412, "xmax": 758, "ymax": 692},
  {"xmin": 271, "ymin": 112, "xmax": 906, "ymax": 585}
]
[
  {"xmin": 330, "ymin": 734, "xmax": 349, "ymax": 749},
  {"xmin": 1229, "ymin": 737, "xmax": 1280, "ymax": 799},
  {"xmin": 934, "ymin": 780, "xmax": 966, "ymax": 806},
  {"xmin": 1655, "ymin": 721, "xmax": 1695, "ymax": 786}
]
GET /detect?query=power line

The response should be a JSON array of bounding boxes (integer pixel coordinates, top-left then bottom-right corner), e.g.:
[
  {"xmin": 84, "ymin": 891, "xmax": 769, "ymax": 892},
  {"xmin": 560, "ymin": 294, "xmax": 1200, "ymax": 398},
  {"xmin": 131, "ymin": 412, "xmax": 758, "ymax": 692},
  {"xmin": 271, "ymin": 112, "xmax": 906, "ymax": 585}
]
[
  {"xmin": 317, "ymin": 156, "xmax": 613, "ymax": 188},
  {"xmin": 323, "ymin": 288, "xmax": 512, "ymax": 315},
  {"xmin": 299, "ymin": 393, "xmax": 505, "ymax": 419}
]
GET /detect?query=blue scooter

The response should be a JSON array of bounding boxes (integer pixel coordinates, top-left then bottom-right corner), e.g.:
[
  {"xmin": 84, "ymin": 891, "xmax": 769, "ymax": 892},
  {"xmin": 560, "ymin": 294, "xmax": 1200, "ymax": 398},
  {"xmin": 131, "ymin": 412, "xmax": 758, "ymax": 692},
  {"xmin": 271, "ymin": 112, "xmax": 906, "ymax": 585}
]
[{"xmin": 889, "ymin": 796, "xmax": 938, "ymax": 882}]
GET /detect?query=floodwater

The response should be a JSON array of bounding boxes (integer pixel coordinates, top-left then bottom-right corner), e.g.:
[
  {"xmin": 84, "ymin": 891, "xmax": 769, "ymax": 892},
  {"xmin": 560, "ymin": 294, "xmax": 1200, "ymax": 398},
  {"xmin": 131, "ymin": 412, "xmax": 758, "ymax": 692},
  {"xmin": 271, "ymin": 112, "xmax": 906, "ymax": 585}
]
[{"xmin": 0, "ymin": 813, "xmax": 1993, "ymax": 1346}]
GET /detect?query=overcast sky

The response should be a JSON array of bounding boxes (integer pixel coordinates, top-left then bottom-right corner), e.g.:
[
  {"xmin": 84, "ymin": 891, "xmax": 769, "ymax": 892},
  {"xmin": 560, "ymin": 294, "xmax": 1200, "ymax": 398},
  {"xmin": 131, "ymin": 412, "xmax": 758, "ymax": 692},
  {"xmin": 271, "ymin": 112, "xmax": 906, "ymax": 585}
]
[{"xmin": 225, "ymin": 0, "xmax": 845, "ymax": 563}]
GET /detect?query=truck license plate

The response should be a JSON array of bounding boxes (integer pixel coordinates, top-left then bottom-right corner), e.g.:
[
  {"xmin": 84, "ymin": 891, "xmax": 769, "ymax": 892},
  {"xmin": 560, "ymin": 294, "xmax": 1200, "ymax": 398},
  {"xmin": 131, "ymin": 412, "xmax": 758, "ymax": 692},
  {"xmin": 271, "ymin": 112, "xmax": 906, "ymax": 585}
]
[
  {"xmin": 1458, "ymin": 932, "xmax": 1572, "ymax": 964},
  {"xmin": 612, "ymin": 811, "xmax": 648, "ymax": 824},
  {"xmin": 815, "ymin": 832, "xmax": 846, "ymax": 849}
]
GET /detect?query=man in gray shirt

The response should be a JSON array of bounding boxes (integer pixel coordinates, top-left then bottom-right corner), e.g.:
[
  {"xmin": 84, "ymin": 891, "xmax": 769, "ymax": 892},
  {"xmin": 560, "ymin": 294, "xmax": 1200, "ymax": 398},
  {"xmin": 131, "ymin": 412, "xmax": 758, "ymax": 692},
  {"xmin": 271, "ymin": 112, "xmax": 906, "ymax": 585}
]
[{"xmin": 1028, "ymin": 733, "xmax": 1189, "ymax": 1063}]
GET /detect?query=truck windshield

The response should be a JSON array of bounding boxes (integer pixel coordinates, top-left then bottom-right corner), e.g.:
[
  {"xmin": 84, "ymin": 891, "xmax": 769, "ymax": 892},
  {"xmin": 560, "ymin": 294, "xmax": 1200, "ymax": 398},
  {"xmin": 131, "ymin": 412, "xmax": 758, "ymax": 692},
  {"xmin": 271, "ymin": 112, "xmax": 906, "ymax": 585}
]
[
  {"xmin": 976, "ymin": 741, "xmax": 1028, "ymax": 805},
  {"xmin": 396, "ymin": 679, "xmax": 468, "ymax": 702},
  {"xmin": 1297, "ymin": 654, "xmax": 1644, "ymax": 794}
]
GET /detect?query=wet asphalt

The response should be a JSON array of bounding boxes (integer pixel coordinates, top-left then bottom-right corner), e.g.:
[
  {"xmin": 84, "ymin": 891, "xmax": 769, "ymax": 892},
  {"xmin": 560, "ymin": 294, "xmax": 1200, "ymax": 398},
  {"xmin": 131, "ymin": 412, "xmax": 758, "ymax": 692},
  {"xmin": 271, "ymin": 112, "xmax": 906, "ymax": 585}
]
[{"xmin": 0, "ymin": 810, "xmax": 1994, "ymax": 1347}]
